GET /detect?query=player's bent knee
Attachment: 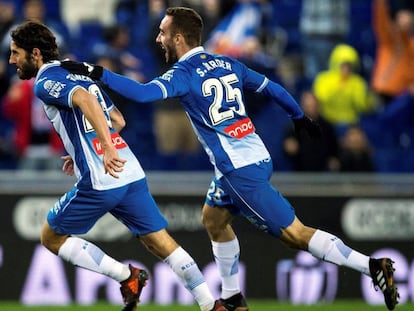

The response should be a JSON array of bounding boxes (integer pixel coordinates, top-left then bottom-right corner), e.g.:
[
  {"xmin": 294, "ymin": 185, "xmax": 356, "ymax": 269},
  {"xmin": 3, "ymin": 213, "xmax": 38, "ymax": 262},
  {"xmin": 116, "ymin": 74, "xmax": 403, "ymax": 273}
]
[
  {"xmin": 140, "ymin": 229, "xmax": 179, "ymax": 258},
  {"xmin": 280, "ymin": 220, "xmax": 316, "ymax": 251},
  {"xmin": 40, "ymin": 222, "xmax": 68, "ymax": 254},
  {"xmin": 201, "ymin": 214, "xmax": 223, "ymax": 233}
]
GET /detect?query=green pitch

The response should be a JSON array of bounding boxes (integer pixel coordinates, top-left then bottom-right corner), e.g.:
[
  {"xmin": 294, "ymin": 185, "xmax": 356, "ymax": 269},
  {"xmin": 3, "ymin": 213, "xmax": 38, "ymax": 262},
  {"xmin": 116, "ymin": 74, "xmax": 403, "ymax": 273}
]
[{"xmin": 0, "ymin": 300, "xmax": 412, "ymax": 311}]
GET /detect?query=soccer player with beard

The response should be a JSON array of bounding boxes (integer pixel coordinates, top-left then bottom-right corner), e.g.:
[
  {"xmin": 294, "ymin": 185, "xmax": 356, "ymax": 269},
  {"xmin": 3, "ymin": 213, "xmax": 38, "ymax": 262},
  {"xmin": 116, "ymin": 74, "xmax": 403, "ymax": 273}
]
[
  {"xmin": 61, "ymin": 7, "xmax": 399, "ymax": 311},
  {"xmin": 8, "ymin": 20, "xmax": 227, "ymax": 311}
]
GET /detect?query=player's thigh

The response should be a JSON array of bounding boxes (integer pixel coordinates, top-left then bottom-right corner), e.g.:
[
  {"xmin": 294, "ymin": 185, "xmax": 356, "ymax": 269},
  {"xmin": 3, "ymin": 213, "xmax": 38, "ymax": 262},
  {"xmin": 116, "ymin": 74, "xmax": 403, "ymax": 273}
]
[
  {"xmin": 111, "ymin": 178, "xmax": 168, "ymax": 236},
  {"xmin": 221, "ymin": 161, "xmax": 295, "ymax": 237},
  {"xmin": 47, "ymin": 186, "xmax": 119, "ymax": 235}
]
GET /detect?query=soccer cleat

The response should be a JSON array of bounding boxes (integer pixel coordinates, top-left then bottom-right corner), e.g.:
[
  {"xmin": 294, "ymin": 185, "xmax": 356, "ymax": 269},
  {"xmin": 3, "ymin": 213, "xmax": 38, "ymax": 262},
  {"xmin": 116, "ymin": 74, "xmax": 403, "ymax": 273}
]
[
  {"xmin": 369, "ymin": 258, "xmax": 399, "ymax": 310},
  {"xmin": 120, "ymin": 264, "xmax": 149, "ymax": 311},
  {"xmin": 210, "ymin": 300, "xmax": 228, "ymax": 311},
  {"xmin": 219, "ymin": 293, "xmax": 248, "ymax": 311}
]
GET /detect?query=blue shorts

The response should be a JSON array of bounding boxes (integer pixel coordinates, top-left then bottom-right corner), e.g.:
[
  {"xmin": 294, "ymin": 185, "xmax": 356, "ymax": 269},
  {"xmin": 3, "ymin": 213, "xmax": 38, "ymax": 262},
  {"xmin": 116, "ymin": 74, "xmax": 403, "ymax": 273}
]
[
  {"xmin": 47, "ymin": 178, "xmax": 168, "ymax": 236},
  {"xmin": 205, "ymin": 159, "xmax": 295, "ymax": 237}
]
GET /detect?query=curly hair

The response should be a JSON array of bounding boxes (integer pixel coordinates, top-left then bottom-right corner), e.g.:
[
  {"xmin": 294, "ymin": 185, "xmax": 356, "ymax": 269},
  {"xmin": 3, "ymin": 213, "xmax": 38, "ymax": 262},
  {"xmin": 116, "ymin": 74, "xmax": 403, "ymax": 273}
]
[{"xmin": 11, "ymin": 20, "xmax": 59, "ymax": 62}]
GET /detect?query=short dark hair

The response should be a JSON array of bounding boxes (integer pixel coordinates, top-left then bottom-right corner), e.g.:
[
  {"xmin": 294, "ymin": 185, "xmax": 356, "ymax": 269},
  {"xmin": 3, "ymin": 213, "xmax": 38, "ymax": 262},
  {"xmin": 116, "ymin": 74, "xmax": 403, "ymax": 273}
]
[
  {"xmin": 11, "ymin": 21, "xmax": 59, "ymax": 62},
  {"xmin": 166, "ymin": 7, "xmax": 203, "ymax": 47}
]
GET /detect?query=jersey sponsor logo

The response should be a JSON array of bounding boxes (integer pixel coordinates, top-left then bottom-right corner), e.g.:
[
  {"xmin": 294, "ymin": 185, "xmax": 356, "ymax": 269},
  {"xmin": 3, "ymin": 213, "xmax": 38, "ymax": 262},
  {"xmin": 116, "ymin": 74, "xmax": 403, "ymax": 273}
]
[
  {"xmin": 43, "ymin": 80, "xmax": 66, "ymax": 98},
  {"xmin": 223, "ymin": 117, "xmax": 255, "ymax": 139},
  {"xmin": 92, "ymin": 132, "xmax": 127, "ymax": 155}
]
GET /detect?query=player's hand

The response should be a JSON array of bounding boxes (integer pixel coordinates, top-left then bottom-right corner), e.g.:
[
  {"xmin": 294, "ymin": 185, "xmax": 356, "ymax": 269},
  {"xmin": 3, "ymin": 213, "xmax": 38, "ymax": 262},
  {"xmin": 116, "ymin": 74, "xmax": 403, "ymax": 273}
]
[
  {"xmin": 61, "ymin": 155, "xmax": 74, "ymax": 176},
  {"xmin": 60, "ymin": 60, "xmax": 103, "ymax": 80},
  {"xmin": 102, "ymin": 147, "xmax": 127, "ymax": 179},
  {"xmin": 293, "ymin": 116, "xmax": 322, "ymax": 139}
]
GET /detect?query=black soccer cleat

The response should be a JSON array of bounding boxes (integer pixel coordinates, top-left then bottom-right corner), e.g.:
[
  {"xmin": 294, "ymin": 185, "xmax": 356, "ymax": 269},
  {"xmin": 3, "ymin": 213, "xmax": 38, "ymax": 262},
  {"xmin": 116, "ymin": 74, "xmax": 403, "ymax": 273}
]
[
  {"xmin": 369, "ymin": 258, "xmax": 399, "ymax": 310},
  {"xmin": 219, "ymin": 292, "xmax": 249, "ymax": 311},
  {"xmin": 120, "ymin": 264, "xmax": 149, "ymax": 311}
]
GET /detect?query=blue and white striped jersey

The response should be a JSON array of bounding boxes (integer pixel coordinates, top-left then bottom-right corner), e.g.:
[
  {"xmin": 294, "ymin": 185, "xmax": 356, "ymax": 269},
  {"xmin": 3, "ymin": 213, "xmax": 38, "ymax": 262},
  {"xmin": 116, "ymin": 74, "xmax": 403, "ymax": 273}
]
[
  {"xmin": 34, "ymin": 61, "xmax": 145, "ymax": 190},
  {"xmin": 100, "ymin": 47, "xmax": 304, "ymax": 177}
]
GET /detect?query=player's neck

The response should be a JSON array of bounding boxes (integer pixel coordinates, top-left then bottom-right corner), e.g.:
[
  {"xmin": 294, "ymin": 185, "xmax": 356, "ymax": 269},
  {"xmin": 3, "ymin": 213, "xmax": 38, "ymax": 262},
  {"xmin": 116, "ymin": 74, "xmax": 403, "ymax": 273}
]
[{"xmin": 176, "ymin": 44, "xmax": 198, "ymax": 60}]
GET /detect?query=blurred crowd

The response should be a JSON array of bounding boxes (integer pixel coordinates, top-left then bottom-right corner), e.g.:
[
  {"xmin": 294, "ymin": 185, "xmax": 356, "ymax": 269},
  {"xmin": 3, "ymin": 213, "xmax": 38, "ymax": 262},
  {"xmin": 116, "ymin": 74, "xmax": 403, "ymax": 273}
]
[{"xmin": 0, "ymin": 0, "xmax": 413, "ymax": 172}]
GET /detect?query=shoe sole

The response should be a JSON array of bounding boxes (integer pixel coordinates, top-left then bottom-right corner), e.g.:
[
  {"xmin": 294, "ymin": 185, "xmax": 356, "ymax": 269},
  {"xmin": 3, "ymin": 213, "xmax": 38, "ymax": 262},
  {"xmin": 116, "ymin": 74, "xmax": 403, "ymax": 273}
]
[{"xmin": 219, "ymin": 298, "xmax": 249, "ymax": 311}]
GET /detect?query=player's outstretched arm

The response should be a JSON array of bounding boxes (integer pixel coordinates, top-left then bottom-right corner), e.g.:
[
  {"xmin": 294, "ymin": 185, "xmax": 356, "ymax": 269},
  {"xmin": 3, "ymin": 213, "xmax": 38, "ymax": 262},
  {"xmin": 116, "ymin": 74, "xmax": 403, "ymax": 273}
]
[
  {"xmin": 61, "ymin": 60, "xmax": 165, "ymax": 103},
  {"xmin": 61, "ymin": 60, "xmax": 103, "ymax": 80},
  {"xmin": 258, "ymin": 79, "xmax": 321, "ymax": 139}
]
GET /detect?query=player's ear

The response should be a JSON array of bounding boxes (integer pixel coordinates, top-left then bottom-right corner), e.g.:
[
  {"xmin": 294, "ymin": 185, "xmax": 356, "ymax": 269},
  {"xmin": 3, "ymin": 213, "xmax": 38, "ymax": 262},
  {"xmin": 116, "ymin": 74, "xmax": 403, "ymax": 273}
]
[
  {"xmin": 174, "ymin": 33, "xmax": 183, "ymax": 44},
  {"xmin": 31, "ymin": 47, "xmax": 41, "ymax": 60}
]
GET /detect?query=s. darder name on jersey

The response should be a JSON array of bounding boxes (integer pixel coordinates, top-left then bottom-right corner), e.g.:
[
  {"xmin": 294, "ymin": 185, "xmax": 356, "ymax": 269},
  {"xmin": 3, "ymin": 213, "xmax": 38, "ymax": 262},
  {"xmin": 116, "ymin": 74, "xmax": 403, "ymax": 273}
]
[{"xmin": 197, "ymin": 59, "xmax": 232, "ymax": 77}]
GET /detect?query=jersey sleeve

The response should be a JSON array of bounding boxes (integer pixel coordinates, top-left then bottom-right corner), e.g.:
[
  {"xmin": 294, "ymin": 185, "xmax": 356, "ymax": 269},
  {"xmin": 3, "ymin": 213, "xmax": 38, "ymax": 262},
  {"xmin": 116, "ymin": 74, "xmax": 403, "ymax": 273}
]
[
  {"xmin": 152, "ymin": 66, "xmax": 191, "ymax": 98},
  {"xmin": 101, "ymin": 67, "xmax": 190, "ymax": 102},
  {"xmin": 34, "ymin": 66, "xmax": 82, "ymax": 108},
  {"xmin": 240, "ymin": 62, "xmax": 304, "ymax": 119}
]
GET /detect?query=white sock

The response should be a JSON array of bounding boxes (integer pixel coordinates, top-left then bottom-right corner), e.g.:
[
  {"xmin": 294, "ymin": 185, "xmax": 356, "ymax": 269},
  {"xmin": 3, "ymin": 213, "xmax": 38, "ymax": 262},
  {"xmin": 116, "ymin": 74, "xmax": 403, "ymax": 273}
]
[
  {"xmin": 308, "ymin": 230, "xmax": 370, "ymax": 276},
  {"xmin": 58, "ymin": 236, "xmax": 130, "ymax": 282},
  {"xmin": 164, "ymin": 247, "xmax": 214, "ymax": 311},
  {"xmin": 212, "ymin": 238, "xmax": 241, "ymax": 299}
]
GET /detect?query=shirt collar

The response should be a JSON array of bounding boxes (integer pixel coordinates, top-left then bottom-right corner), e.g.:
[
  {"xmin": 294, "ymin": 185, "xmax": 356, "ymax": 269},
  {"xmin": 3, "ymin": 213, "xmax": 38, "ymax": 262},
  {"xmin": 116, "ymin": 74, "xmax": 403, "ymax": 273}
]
[
  {"xmin": 178, "ymin": 46, "xmax": 205, "ymax": 62},
  {"xmin": 35, "ymin": 60, "xmax": 60, "ymax": 80}
]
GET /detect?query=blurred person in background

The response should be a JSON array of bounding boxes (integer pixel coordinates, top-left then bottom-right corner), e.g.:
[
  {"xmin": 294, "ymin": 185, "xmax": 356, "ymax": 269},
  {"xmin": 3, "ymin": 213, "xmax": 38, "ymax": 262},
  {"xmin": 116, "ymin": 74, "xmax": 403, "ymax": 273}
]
[
  {"xmin": 199, "ymin": 0, "xmax": 223, "ymax": 44},
  {"xmin": 2, "ymin": 76, "xmax": 64, "ymax": 170},
  {"xmin": 92, "ymin": 24, "xmax": 144, "ymax": 82},
  {"xmin": 283, "ymin": 90, "xmax": 340, "ymax": 172},
  {"xmin": 0, "ymin": 0, "xmax": 17, "ymax": 99},
  {"xmin": 377, "ymin": 83, "xmax": 414, "ymax": 149},
  {"xmin": 0, "ymin": 0, "xmax": 69, "ymax": 170},
  {"xmin": 313, "ymin": 44, "xmax": 374, "ymax": 137},
  {"xmin": 338, "ymin": 125, "xmax": 375, "ymax": 172},
  {"xmin": 61, "ymin": 7, "xmax": 399, "ymax": 311},
  {"xmin": 0, "ymin": 0, "xmax": 69, "ymax": 55},
  {"xmin": 9, "ymin": 20, "xmax": 226, "ymax": 311},
  {"xmin": 299, "ymin": 0, "xmax": 350, "ymax": 81},
  {"xmin": 0, "ymin": 0, "xmax": 15, "ymax": 39},
  {"xmin": 371, "ymin": 0, "xmax": 414, "ymax": 106}
]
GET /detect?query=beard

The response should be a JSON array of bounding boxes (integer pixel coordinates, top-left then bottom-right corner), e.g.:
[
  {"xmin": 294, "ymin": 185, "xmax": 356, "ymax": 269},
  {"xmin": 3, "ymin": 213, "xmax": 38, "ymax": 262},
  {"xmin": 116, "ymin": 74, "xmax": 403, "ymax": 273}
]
[
  {"xmin": 18, "ymin": 57, "xmax": 38, "ymax": 80},
  {"xmin": 164, "ymin": 43, "xmax": 178, "ymax": 64}
]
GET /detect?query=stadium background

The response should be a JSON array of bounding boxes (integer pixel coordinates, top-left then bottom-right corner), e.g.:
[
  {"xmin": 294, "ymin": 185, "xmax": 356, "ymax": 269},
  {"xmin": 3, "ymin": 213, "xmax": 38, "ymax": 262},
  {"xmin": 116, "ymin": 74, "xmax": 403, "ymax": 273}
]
[
  {"xmin": 1, "ymin": 0, "xmax": 414, "ymax": 309},
  {"xmin": 1, "ymin": 172, "xmax": 414, "ymax": 308}
]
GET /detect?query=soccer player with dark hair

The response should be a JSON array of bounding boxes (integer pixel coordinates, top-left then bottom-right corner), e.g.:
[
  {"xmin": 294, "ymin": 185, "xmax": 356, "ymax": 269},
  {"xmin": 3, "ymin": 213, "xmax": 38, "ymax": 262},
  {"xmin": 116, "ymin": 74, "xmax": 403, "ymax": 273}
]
[
  {"xmin": 9, "ymin": 20, "xmax": 227, "ymax": 311},
  {"xmin": 61, "ymin": 7, "xmax": 399, "ymax": 311}
]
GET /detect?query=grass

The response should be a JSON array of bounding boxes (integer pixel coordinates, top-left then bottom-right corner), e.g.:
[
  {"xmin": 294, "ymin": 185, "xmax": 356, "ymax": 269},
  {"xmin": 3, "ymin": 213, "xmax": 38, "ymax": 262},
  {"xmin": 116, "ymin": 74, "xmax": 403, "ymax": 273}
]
[{"xmin": 0, "ymin": 300, "xmax": 412, "ymax": 310}]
